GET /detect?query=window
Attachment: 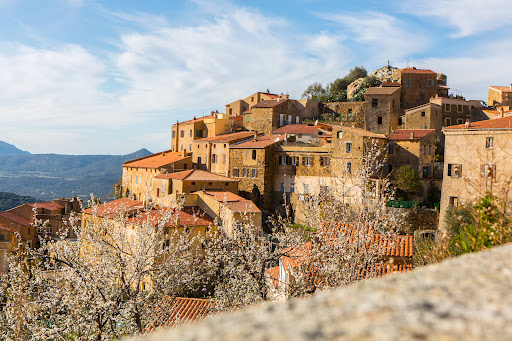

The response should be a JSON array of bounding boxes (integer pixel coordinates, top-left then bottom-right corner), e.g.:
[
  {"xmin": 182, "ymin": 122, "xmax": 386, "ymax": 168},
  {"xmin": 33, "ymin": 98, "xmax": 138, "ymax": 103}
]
[
  {"xmin": 251, "ymin": 96, "xmax": 254, "ymax": 102},
  {"xmin": 481, "ymin": 163, "xmax": 496, "ymax": 179},
  {"xmin": 46, "ymin": 224, "xmax": 52, "ymax": 234},
  {"xmin": 189, "ymin": 144, "xmax": 192, "ymax": 151},
  {"xmin": 377, "ymin": 116, "xmax": 383, "ymax": 125},
  {"xmin": 252, "ymin": 150, "xmax": 257, "ymax": 160},
  {"xmin": 346, "ymin": 162, "xmax": 352, "ymax": 174},
  {"xmin": 421, "ymin": 111, "xmax": 426, "ymax": 117},
  {"xmin": 172, "ymin": 131, "xmax": 176, "ymax": 138},
  {"xmin": 296, "ymin": 116, "xmax": 300, "ymax": 123},
  {"xmin": 242, "ymin": 168, "xmax": 248, "ymax": 177},
  {"xmin": 225, "ymin": 182, "xmax": 229, "ymax": 186},
  {"xmin": 224, "ymin": 144, "xmax": 227, "ymax": 148},
  {"xmin": 449, "ymin": 196, "xmax": 458, "ymax": 207},
  {"xmin": 223, "ymin": 154, "xmax": 226, "ymax": 163},
  {"xmin": 445, "ymin": 104, "xmax": 450, "ymax": 111},
  {"xmin": 419, "ymin": 93, "xmax": 425, "ymax": 101},
  {"xmin": 135, "ymin": 176, "xmax": 138, "ymax": 184},
  {"xmin": 304, "ymin": 156, "xmax": 312, "ymax": 166},
  {"xmin": 388, "ymin": 142, "xmax": 394, "ymax": 154},
  {"xmin": 233, "ymin": 169, "xmax": 239, "ymax": 177},
  {"xmin": 337, "ymin": 131, "xmax": 343, "ymax": 138},
  {"xmin": 457, "ymin": 118, "xmax": 463, "ymax": 125},
  {"xmin": 212, "ymin": 154, "xmax": 217, "ymax": 163},
  {"xmin": 209, "ymin": 182, "xmax": 213, "ymax": 186},
  {"xmin": 252, "ymin": 169, "xmax": 257, "ymax": 178},
  {"xmin": 130, "ymin": 175, "xmax": 132, "ymax": 183},
  {"xmin": 304, "ymin": 184, "xmax": 310, "ymax": 194},
  {"xmin": 428, "ymin": 144, "xmax": 432, "ymax": 155},
  {"xmin": 292, "ymin": 156, "xmax": 298, "ymax": 166},
  {"xmin": 423, "ymin": 144, "xmax": 427, "ymax": 155},
  {"xmin": 180, "ymin": 130, "xmax": 184, "ymax": 138},
  {"xmin": 372, "ymin": 99, "xmax": 378, "ymax": 108},
  {"xmin": 189, "ymin": 130, "xmax": 192, "ymax": 137},
  {"xmin": 280, "ymin": 183, "xmax": 285, "ymax": 192},
  {"xmin": 196, "ymin": 129, "xmax": 201, "ymax": 137},
  {"xmin": 280, "ymin": 156, "xmax": 287, "ymax": 165},
  {"xmin": 471, "ymin": 105, "xmax": 475, "ymax": 110},
  {"xmin": 445, "ymin": 118, "xmax": 451, "ymax": 126},
  {"xmin": 322, "ymin": 157, "xmax": 330, "ymax": 167},
  {"xmin": 346, "ymin": 142, "xmax": 352, "ymax": 153},
  {"xmin": 404, "ymin": 78, "xmax": 411, "ymax": 87},
  {"xmin": 448, "ymin": 163, "xmax": 462, "ymax": 177},
  {"xmin": 427, "ymin": 79, "xmax": 434, "ymax": 86},
  {"xmin": 458, "ymin": 105, "xmax": 463, "ymax": 112},
  {"xmin": 246, "ymin": 115, "xmax": 250, "ymax": 123},
  {"xmin": 486, "ymin": 136, "xmax": 494, "ymax": 149},
  {"xmin": 290, "ymin": 183, "xmax": 295, "ymax": 193},
  {"xmin": 398, "ymin": 117, "xmax": 402, "ymax": 126}
]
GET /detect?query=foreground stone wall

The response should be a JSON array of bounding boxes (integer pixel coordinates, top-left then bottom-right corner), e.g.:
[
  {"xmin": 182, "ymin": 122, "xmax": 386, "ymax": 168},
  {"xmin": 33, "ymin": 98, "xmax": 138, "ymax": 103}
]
[{"xmin": 131, "ymin": 244, "xmax": 512, "ymax": 341}]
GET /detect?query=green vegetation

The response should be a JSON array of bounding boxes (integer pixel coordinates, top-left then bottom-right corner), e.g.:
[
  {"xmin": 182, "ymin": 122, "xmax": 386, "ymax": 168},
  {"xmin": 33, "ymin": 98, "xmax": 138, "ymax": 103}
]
[
  {"xmin": 394, "ymin": 165, "xmax": 422, "ymax": 200},
  {"xmin": 302, "ymin": 66, "xmax": 371, "ymax": 102},
  {"xmin": 0, "ymin": 191, "xmax": 39, "ymax": 211}
]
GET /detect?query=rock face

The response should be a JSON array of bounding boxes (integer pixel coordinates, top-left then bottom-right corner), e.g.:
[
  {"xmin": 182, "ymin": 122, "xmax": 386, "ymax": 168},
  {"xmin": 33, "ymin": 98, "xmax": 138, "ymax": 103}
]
[
  {"xmin": 347, "ymin": 65, "xmax": 399, "ymax": 100},
  {"xmin": 130, "ymin": 244, "xmax": 512, "ymax": 341}
]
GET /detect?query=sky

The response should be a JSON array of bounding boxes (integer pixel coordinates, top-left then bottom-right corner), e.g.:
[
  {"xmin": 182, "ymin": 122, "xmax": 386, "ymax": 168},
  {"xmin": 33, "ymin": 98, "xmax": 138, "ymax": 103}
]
[{"xmin": 1, "ymin": 0, "xmax": 511, "ymax": 155}]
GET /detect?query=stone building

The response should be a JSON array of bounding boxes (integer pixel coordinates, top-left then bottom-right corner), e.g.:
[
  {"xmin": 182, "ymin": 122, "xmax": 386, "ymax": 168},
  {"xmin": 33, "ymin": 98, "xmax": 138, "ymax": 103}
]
[
  {"xmin": 193, "ymin": 131, "xmax": 260, "ymax": 176},
  {"xmin": 0, "ymin": 224, "xmax": 16, "ymax": 273},
  {"xmin": 225, "ymin": 90, "xmax": 281, "ymax": 117},
  {"xmin": 152, "ymin": 169, "xmax": 239, "ymax": 199},
  {"xmin": 399, "ymin": 68, "xmax": 440, "ymax": 109},
  {"xmin": 364, "ymin": 86, "xmax": 402, "ymax": 135},
  {"xmin": 402, "ymin": 103, "xmax": 443, "ymax": 139},
  {"xmin": 272, "ymin": 124, "xmax": 332, "ymax": 144},
  {"xmin": 293, "ymin": 99, "xmax": 321, "ymax": 119},
  {"xmin": 321, "ymin": 102, "xmax": 365, "ymax": 126},
  {"xmin": 440, "ymin": 115, "xmax": 512, "ymax": 228},
  {"xmin": 488, "ymin": 84, "xmax": 512, "ymax": 108},
  {"xmin": 122, "ymin": 150, "xmax": 192, "ymax": 201},
  {"xmin": 229, "ymin": 135, "xmax": 285, "ymax": 212},
  {"xmin": 388, "ymin": 129, "xmax": 436, "ymax": 177},
  {"xmin": 244, "ymin": 99, "xmax": 302, "ymax": 135},
  {"xmin": 171, "ymin": 112, "xmax": 234, "ymax": 153}
]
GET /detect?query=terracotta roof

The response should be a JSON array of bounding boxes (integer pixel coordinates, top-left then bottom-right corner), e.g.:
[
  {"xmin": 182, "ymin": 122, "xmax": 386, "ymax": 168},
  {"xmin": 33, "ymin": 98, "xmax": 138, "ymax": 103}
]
[
  {"xmin": 489, "ymin": 86, "xmax": 512, "ymax": 92},
  {"xmin": 0, "ymin": 224, "xmax": 16, "ymax": 233},
  {"xmin": 444, "ymin": 115, "xmax": 512, "ymax": 130},
  {"xmin": 194, "ymin": 131, "xmax": 259, "ymax": 143},
  {"xmin": 82, "ymin": 198, "xmax": 144, "ymax": 217},
  {"xmin": 364, "ymin": 87, "xmax": 400, "ymax": 96},
  {"xmin": 252, "ymin": 99, "xmax": 289, "ymax": 108},
  {"xmin": 145, "ymin": 297, "xmax": 210, "ymax": 333},
  {"xmin": 27, "ymin": 202, "xmax": 64, "ymax": 211},
  {"xmin": 172, "ymin": 115, "xmax": 215, "ymax": 126},
  {"xmin": 128, "ymin": 206, "xmax": 213, "ymax": 228},
  {"xmin": 401, "ymin": 68, "xmax": 436, "ymax": 75},
  {"xmin": 437, "ymin": 85, "xmax": 450, "ymax": 89},
  {"xmin": 272, "ymin": 124, "xmax": 331, "ymax": 135},
  {"xmin": 389, "ymin": 129, "xmax": 435, "ymax": 141},
  {"xmin": 124, "ymin": 151, "xmax": 189, "ymax": 169},
  {"xmin": 231, "ymin": 134, "xmax": 285, "ymax": 149},
  {"xmin": 155, "ymin": 169, "xmax": 238, "ymax": 182},
  {"xmin": 0, "ymin": 211, "xmax": 32, "ymax": 226},
  {"xmin": 337, "ymin": 126, "xmax": 387, "ymax": 139},
  {"xmin": 200, "ymin": 191, "xmax": 261, "ymax": 213},
  {"xmin": 267, "ymin": 266, "xmax": 280, "ymax": 286},
  {"xmin": 381, "ymin": 82, "xmax": 401, "ymax": 87}
]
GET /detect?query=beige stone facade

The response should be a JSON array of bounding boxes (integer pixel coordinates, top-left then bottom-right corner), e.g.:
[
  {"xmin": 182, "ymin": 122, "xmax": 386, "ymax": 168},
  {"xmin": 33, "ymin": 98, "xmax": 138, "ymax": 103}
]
[
  {"xmin": 244, "ymin": 99, "xmax": 302, "ymax": 135},
  {"xmin": 488, "ymin": 85, "xmax": 512, "ymax": 107},
  {"xmin": 399, "ymin": 68, "xmax": 439, "ymax": 109},
  {"xmin": 388, "ymin": 129, "xmax": 436, "ymax": 179},
  {"xmin": 364, "ymin": 87, "xmax": 402, "ymax": 134},
  {"xmin": 122, "ymin": 150, "xmax": 192, "ymax": 201},
  {"xmin": 293, "ymin": 99, "xmax": 321, "ymax": 119},
  {"xmin": 322, "ymin": 102, "xmax": 365, "ymax": 125},
  {"xmin": 193, "ymin": 131, "xmax": 260, "ymax": 176},
  {"xmin": 171, "ymin": 112, "xmax": 234, "ymax": 153},
  {"xmin": 440, "ymin": 116, "xmax": 512, "ymax": 229},
  {"xmin": 225, "ymin": 91, "xmax": 281, "ymax": 117},
  {"xmin": 402, "ymin": 103, "xmax": 443, "ymax": 138}
]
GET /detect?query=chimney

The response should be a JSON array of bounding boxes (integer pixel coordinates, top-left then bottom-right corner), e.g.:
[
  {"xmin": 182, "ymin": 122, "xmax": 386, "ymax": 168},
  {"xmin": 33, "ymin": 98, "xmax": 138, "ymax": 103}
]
[
  {"xmin": 510, "ymin": 84, "xmax": 512, "ymax": 90},
  {"xmin": 182, "ymin": 150, "xmax": 187, "ymax": 157},
  {"xmin": 465, "ymin": 118, "xmax": 470, "ymax": 128},
  {"xmin": 410, "ymin": 132, "xmax": 415, "ymax": 139},
  {"xmin": 193, "ymin": 116, "xmax": 196, "ymax": 120},
  {"xmin": 500, "ymin": 107, "xmax": 504, "ymax": 118},
  {"xmin": 254, "ymin": 132, "xmax": 258, "ymax": 140},
  {"xmin": 267, "ymin": 89, "xmax": 269, "ymax": 93}
]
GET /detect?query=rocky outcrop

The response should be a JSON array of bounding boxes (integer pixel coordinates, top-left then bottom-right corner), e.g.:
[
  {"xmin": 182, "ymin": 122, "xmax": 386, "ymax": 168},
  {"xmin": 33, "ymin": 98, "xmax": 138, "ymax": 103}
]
[
  {"xmin": 130, "ymin": 244, "xmax": 512, "ymax": 341},
  {"xmin": 347, "ymin": 65, "xmax": 399, "ymax": 99}
]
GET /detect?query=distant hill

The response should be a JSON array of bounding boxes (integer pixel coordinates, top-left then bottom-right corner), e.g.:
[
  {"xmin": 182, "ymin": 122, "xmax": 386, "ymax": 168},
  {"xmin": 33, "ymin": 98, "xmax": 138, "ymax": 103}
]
[
  {"xmin": 0, "ymin": 191, "xmax": 40, "ymax": 211},
  {"xmin": 0, "ymin": 148, "xmax": 152, "ymax": 201},
  {"xmin": 0, "ymin": 141, "xmax": 30, "ymax": 156}
]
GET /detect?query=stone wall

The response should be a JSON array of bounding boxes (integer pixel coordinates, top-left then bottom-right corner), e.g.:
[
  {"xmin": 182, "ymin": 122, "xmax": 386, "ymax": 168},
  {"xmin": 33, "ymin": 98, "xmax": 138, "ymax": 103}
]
[
  {"xmin": 130, "ymin": 244, "xmax": 512, "ymax": 341},
  {"xmin": 322, "ymin": 102, "xmax": 364, "ymax": 125}
]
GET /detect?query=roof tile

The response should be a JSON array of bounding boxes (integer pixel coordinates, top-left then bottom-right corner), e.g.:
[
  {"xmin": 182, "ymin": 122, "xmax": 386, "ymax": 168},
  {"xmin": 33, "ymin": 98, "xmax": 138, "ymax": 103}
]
[
  {"xmin": 389, "ymin": 129, "xmax": 435, "ymax": 141},
  {"xmin": 155, "ymin": 169, "xmax": 238, "ymax": 182},
  {"xmin": 124, "ymin": 151, "xmax": 189, "ymax": 169}
]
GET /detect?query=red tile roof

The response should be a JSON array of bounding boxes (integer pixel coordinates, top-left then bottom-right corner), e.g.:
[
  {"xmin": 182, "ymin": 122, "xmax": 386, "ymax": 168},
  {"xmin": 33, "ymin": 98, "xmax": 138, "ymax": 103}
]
[
  {"xmin": 338, "ymin": 126, "xmax": 387, "ymax": 139},
  {"xmin": 364, "ymin": 87, "xmax": 400, "ymax": 96},
  {"xmin": 0, "ymin": 211, "xmax": 32, "ymax": 226},
  {"xmin": 381, "ymin": 82, "xmax": 401, "ymax": 87},
  {"xmin": 27, "ymin": 202, "xmax": 64, "ymax": 211},
  {"xmin": 444, "ymin": 115, "xmax": 512, "ymax": 130},
  {"xmin": 124, "ymin": 151, "xmax": 189, "ymax": 169},
  {"xmin": 252, "ymin": 99, "xmax": 289, "ymax": 108},
  {"xmin": 200, "ymin": 191, "xmax": 261, "ymax": 213},
  {"xmin": 231, "ymin": 134, "xmax": 285, "ymax": 149},
  {"xmin": 401, "ymin": 68, "xmax": 437, "ymax": 75},
  {"xmin": 145, "ymin": 297, "xmax": 210, "ymax": 333},
  {"xmin": 155, "ymin": 169, "xmax": 238, "ymax": 182},
  {"xmin": 82, "ymin": 198, "xmax": 144, "ymax": 217},
  {"xmin": 272, "ymin": 124, "xmax": 331, "ymax": 135},
  {"xmin": 172, "ymin": 115, "xmax": 215, "ymax": 126},
  {"xmin": 489, "ymin": 86, "xmax": 512, "ymax": 92},
  {"xmin": 194, "ymin": 131, "xmax": 259, "ymax": 143},
  {"xmin": 389, "ymin": 129, "xmax": 435, "ymax": 141},
  {"xmin": 128, "ymin": 206, "xmax": 213, "ymax": 228}
]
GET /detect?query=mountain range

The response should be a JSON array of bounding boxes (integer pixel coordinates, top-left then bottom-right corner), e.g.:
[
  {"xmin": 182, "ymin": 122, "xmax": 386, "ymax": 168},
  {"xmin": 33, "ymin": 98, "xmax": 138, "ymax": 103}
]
[{"xmin": 0, "ymin": 141, "xmax": 152, "ymax": 202}]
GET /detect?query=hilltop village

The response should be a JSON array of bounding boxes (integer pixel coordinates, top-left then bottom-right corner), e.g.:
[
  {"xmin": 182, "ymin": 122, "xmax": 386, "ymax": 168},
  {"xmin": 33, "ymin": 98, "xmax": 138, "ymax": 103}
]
[{"xmin": 1, "ymin": 65, "xmax": 512, "ymax": 334}]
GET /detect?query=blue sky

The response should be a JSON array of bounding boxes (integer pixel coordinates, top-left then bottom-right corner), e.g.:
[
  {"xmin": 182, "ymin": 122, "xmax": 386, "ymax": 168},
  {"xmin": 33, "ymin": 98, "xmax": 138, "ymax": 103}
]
[{"xmin": 1, "ymin": 0, "xmax": 511, "ymax": 154}]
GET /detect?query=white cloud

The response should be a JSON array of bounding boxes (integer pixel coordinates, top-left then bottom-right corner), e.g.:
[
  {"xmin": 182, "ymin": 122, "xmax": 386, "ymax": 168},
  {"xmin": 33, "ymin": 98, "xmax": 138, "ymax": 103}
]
[
  {"xmin": 319, "ymin": 11, "xmax": 431, "ymax": 64},
  {"xmin": 401, "ymin": 0, "xmax": 512, "ymax": 38}
]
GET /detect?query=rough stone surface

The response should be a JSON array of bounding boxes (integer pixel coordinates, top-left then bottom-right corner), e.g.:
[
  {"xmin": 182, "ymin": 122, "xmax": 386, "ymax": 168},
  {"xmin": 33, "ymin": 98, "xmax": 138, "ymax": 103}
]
[
  {"xmin": 347, "ymin": 78, "xmax": 365, "ymax": 99},
  {"xmin": 130, "ymin": 245, "xmax": 512, "ymax": 341}
]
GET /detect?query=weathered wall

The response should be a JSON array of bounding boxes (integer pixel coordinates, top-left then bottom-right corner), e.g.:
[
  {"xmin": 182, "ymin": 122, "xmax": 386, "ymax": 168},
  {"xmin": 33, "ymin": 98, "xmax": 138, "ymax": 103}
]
[
  {"xmin": 322, "ymin": 102, "xmax": 364, "ymax": 124},
  {"xmin": 130, "ymin": 244, "xmax": 512, "ymax": 341}
]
